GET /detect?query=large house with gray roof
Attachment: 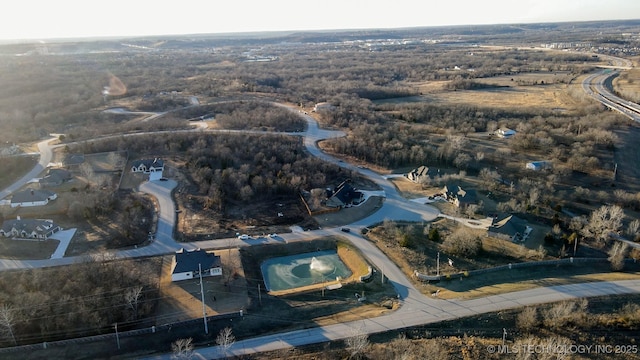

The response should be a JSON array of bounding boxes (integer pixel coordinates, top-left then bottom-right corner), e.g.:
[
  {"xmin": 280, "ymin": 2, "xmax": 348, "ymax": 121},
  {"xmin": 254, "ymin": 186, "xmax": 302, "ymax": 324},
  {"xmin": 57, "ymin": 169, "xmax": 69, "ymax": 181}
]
[
  {"xmin": 171, "ymin": 248, "xmax": 222, "ymax": 282},
  {"xmin": 0, "ymin": 217, "xmax": 61, "ymax": 240},
  {"xmin": 487, "ymin": 214, "xmax": 532, "ymax": 243},
  {"xmin": 10, "ymin": 188, "xmax": 57, "ymax": 208}
]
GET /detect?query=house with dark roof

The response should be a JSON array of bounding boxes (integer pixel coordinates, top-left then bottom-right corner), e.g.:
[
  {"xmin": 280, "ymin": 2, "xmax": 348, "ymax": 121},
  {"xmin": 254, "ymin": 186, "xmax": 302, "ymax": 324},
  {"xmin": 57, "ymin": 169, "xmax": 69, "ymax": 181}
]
[
  {"xmin": 442, "ymin": 183, "xmax": 476, "ymax": 208},
  {"xmin": 0, "ymin": 217, "xmax": 61, "ymax": 240},
  {"xmin": 39, "ymin": 168, "xmax": 73, "ymax": 187},
  {"xmin": 487, "ymin": 214, "xmax": 532, "ymax": 243},
  {"xmin": 131, "ymin": 158, "xmax": 164, "ymax": 181},
  {"xmin": 171, "ymin": 248, "xmax": 222, "ymax": 282},
  {"xmin": 10, "ymin": 188, "xmax": 57, "ymax": 208},
  {"xmin": 325, "ymin": 180, "xmax": 364, "ymax": 208}
]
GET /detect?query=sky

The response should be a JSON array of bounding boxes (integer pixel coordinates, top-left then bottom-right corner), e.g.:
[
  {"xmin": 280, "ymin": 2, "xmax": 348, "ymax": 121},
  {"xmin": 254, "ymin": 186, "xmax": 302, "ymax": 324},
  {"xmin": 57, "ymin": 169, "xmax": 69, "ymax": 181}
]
[{"xmin": 2, "ymin": 0, "xmax": 640, "ymax": 41}]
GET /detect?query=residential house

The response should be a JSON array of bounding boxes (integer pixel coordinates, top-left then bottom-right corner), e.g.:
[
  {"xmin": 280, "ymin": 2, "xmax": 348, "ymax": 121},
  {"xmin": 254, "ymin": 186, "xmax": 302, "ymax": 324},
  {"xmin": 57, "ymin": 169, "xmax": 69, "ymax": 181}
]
[
  {"xmin": 496, "ymin": 128, "xmax": 517, "ymax": 138},
  {"xmin": 526, "ymin": 161, "xmax": 552, "ymax": 171},
  {"xmin": 405, "ymin": 165, "xmax": 430, "ymax": 183},
  {"xmin": 325, "ymin": 180, "xmax": 364, "ymax": 208},
  {"xmin": 487, "ymin": 214, "xmax": 532, "ymax": 243},
  {"xmin": 39, "ymin": 168, "xmax": 73, "ymax": 187},
  {"xmin": 10, "ymin": 188, "xmax": 57, "ymax": 208},
  {"xmin": 171, "ymin": 248, "xmax": 222, "ymax": 282},
  {"xmin": 442, "ymin": 183, "xmax": 476, "ymax": 208},
  {"xmin": 0, "ymin": 217, "xmax": 61, "ymax": 240},
  {"xmin": 131, "ymin": 158, "xmax": 164, "ymax": 181},
  {"xmin": 313, "ymin": 102, "xmax": 335, "ymax": 112}
]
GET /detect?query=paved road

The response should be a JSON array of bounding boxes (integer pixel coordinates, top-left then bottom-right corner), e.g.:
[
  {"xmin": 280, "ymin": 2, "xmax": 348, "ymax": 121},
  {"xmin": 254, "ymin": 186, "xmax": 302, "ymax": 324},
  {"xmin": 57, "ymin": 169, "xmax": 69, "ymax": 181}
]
[
  {"xmin": 3, "ymin": 98, "xmax": 640, "ymax": 359},
  {"xmin": 0, "ymin": 137, "xmax": 56, "ymax": 200}
]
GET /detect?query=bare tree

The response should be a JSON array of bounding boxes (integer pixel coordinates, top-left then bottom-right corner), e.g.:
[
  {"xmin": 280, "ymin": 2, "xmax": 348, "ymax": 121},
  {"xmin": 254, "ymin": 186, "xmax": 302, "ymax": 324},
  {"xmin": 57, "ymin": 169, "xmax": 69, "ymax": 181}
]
[
  {"xmin": 627, "ymin": 219, "xmax": 640, "ymax": 241},
  {"xmin": 608, "ymin": 242, "xmax": 629, "ymax": 271},
  {"xmin": 582, "ymin": 205, "xmax": 624, "ymax": 245},
  {"xmin": 344, "ymin": 324, "xmax": 370, "ymax": 359},
  {"xmin": 171, "ymin": 338, "xmax": 194, "ymax": 360},
  {"xmin": 442, "ymin": 227, "xmax": 482, "ymax": 258},
  {"xmin": 216, "ymin": 327, "xmax": 235, "ymax": 356},
  {"xmin": 125, "ymin": 286, "xmax": 143, "ymax": 320},
  {"xmin": 0, "ymin": 305, "xmax": 17, "ymax": 346},
  {"xmin": 516, "ymin": 306, "xmax": 539, "ymax": 333}
]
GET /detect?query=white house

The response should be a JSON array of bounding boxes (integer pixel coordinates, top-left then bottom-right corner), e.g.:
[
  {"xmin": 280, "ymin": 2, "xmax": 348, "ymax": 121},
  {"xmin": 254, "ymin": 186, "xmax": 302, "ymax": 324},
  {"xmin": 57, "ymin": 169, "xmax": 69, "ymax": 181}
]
[
  {"xmin": 313, "ymin": 102, "xmax": 335, "ymax": 112},
  {"xmin": 526, "ymin": 161, "xmax": 552, "ymax": 171},
  {"xmin": 496, "ymin": 128, "xmax": 517, "ymax": 138},
  {"xmin": 0, "ymin": 217, "xmax": 61, "ymax": 240},
  {"xmin": 10, "ymin": 188, "xmax": 57, "ymax": 208},
  {"xmin": 131, "ymin": 158, "xmax": 164, "ymax": 181},
  {"xmin": 171, "ymin": 248, "xmax": 222, "ymax": 282}
]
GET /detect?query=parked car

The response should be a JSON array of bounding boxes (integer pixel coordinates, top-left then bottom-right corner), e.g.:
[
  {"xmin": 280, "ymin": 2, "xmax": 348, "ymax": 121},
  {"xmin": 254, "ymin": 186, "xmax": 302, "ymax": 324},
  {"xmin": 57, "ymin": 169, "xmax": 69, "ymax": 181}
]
[
  {"xmin": 238, "ymin": 234, "xmax": 251, "ymax": 240},
  {"xmin": 341, "ymin": 228, "xmax": 350, "ymax": 233}
]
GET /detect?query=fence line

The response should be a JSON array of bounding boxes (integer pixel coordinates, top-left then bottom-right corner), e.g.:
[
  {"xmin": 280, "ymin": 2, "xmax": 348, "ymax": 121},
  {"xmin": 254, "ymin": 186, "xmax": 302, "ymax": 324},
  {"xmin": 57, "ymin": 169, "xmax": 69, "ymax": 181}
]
[
  {"xmin": 415, "ymin": 257, "xmax": 638, "ymax": 282},
  {"xmin": 0, "ymin": 311, "xmax": 240, "ymax": 354}
]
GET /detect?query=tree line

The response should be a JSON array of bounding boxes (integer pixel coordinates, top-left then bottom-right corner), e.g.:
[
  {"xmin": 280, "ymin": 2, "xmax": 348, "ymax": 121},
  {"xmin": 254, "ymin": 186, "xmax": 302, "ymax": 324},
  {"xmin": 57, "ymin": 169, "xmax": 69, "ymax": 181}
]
[{"xmin": 0, "ymin": 257, "xmax": 159, "ymax": 346}]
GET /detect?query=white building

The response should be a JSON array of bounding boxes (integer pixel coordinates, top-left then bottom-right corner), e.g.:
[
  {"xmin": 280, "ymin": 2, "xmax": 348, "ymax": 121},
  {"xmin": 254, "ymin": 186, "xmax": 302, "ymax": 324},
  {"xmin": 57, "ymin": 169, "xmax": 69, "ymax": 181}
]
[
  {"xmin": 131, "ymin": 158, "xmax": 164, "ymax": 181},
  {"xmin": 496, "ymin": 128, "xmax": 516, "ymax": 138}
]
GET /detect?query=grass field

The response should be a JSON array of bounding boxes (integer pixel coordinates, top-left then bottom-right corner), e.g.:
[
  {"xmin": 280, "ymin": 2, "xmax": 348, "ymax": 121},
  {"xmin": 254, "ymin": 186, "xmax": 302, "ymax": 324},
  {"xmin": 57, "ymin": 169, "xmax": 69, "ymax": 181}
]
[
  {"xmin": 421, "ymin": 264, "xmax": 640, "ymax": 300},
  {"xmin": 394, "ymin": 71, "xmax": 585, "ymax": 111}
]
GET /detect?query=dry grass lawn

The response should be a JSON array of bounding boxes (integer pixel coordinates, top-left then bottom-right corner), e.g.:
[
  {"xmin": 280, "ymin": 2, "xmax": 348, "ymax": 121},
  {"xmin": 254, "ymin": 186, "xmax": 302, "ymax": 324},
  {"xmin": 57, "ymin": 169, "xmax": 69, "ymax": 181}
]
[{"xmin": 155, "ymin": 249, "xmax": 249, "ymax": 325}]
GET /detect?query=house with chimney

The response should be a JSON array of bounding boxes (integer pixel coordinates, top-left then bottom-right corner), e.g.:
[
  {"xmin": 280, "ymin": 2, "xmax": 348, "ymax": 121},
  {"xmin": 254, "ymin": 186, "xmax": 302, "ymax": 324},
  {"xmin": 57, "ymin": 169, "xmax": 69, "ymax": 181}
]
[
  {"xmin": 10, "ymin": 188, "xmax": 57, "ymax": 208},
  {"xmin": 0, "ymin": 217, "xmax": 61, "ymax": 240},
  {"xmin": 171, "ymin": 248, "xmax": 222, "ymax": 282}
]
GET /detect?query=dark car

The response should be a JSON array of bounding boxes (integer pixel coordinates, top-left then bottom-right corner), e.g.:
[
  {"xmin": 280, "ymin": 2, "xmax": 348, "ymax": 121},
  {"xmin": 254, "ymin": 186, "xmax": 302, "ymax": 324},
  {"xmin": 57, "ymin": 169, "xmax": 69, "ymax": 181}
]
[{"xmin": 341, "ymin": 227, "xmax": 350, "ymax": 233}]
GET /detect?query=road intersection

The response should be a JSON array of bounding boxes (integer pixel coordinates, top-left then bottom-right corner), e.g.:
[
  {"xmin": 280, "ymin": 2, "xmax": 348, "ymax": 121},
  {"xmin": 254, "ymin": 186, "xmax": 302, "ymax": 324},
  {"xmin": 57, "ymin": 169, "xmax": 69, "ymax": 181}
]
[{"xmin": 0, "ymin": 92, "xmax": 639, "ymax": 358}]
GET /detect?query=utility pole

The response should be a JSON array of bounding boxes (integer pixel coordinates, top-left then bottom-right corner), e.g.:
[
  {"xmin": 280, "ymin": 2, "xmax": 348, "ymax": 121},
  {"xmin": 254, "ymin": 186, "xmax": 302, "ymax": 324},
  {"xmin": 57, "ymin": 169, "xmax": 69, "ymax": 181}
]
[
  {"xmin": 199, "ymin": 263, "xmax": 208, "ymax": 334},
  {"xmin": 114, "ymin": 322, "xmax": 120, "ymax": 350},
  {"xmin": 437, "ymin": 252, "xmax": 440, "ymax": 276},
  {"xmin": 258, "ymin": 284, "xmax": 262, "ymax": 306}
]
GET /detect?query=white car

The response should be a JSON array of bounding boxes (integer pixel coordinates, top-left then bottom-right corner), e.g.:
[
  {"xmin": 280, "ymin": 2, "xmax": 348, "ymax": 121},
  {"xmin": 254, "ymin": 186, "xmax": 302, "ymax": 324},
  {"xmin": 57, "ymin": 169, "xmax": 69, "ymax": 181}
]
[
  {"xmin": 268, "ymin": 233, "xmax": 278, "ymax": 238},
  {"xmin": 238, "ymin": 234, "xmax": 251, "ymax": 240}
]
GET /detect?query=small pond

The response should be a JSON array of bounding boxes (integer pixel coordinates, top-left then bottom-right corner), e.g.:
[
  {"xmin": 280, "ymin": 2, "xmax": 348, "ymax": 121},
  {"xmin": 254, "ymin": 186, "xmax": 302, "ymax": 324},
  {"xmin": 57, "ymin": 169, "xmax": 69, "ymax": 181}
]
[{"xmin": 260, "ymin": 250, "xmax": 352, "ymax": 292}]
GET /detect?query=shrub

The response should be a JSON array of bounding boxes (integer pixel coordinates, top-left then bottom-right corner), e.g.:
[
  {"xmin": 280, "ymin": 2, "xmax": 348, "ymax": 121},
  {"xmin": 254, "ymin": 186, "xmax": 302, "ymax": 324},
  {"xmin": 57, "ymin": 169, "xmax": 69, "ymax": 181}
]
[{"xmin": 442, "ymin": 228, "xmax": 482, "ymax": 258}]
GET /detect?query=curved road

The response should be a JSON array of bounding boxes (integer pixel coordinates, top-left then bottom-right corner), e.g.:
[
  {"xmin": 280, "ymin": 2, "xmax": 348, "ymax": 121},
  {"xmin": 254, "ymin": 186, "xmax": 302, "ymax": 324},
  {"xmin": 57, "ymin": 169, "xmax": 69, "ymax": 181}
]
[{"xmin": 1, "ymin": 96, "xmax": 639, "ymax": 358}]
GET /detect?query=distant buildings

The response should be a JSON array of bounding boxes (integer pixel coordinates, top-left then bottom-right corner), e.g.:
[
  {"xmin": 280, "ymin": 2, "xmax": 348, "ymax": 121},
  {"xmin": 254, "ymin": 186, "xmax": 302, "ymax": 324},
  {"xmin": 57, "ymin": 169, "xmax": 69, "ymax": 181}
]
[
  {"xmin": 526, "ymin": 161, "xmax": 552, "ymax": 171},
  {"xmin": 496, "ymin": 128, "xmax": 516, "ymax": 138}
]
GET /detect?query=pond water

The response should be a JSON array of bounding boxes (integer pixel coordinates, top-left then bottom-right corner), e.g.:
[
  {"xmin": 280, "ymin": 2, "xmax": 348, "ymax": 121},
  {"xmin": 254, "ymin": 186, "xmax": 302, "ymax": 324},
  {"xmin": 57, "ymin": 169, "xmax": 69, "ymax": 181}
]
[{"xmin": 260, "ymin": 250, "xmax": 352, "ymax": 292}]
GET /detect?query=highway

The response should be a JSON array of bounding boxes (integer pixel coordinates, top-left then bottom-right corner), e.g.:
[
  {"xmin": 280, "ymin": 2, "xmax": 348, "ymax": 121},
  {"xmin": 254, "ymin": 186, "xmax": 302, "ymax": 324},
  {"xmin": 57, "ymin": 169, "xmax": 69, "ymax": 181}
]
[{"xmin": 582, "ymin": 69, "xmax": 640, "ymax": 123}]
